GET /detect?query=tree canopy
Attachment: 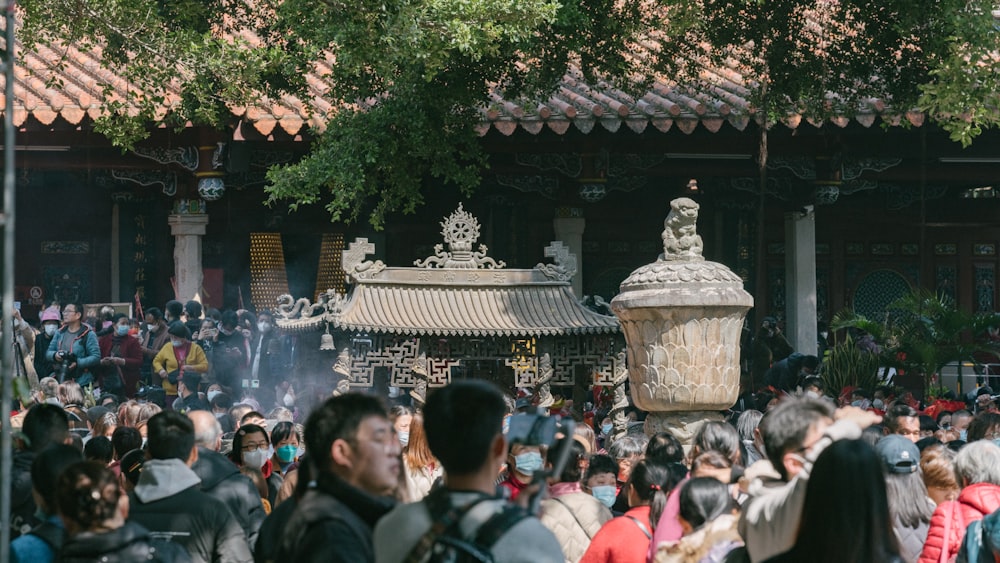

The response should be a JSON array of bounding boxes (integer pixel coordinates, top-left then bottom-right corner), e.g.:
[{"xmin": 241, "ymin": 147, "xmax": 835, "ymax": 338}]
[{"xmin": 16, "ymin": 0, "xmax": 1000, "ymax": 227}]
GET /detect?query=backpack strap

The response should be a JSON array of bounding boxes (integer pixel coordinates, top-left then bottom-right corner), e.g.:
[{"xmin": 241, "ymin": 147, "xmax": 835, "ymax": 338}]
[
  {"xmin": 28, "ymin": 520, "xmax": 64, "ymax": 550},
  {"xmin": 473, "ymin": 504, "xmax": 530, "ymax": 549},
  {"xmin": 625, "ymin": 515, "xmax": 652, "ymax": 540},
  {"xmin": 404, "ymin": 488, "xmax": 492, "ymax": 563}
]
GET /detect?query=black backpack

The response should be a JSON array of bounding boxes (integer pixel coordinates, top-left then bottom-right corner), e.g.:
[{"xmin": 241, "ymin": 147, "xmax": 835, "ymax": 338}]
[{"xmin": 405, "ymin": 488, "xmax": 530, "ymax": 563}]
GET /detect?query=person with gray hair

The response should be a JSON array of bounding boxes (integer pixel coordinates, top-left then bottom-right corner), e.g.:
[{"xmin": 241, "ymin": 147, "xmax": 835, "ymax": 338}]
[
  {"xmin": 919, "ymin": 440, "xmax": 1000, "ymax": 563},
  {"xmin": 608, "ymin": 435, "xmax": 647, "ymax": 514},
  {"xmin": 737, "ymin": 409, "xmax": 765, "ymax": 465},
  {"xmin": 36, "ymin": 376, "xmax": 61, "ymax": 406},
  {"xmin": 188, "ymin": 410, "xmax": 265, "ymax": 552}
]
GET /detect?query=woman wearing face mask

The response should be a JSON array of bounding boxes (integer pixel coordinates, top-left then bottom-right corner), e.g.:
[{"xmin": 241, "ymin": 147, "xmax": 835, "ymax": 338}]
[
  {"xmin": 390, "ymin": 405, "xmax": 413, "ymax": 447},
  {"xmin": 152, "ymin": 322, "xmax": 209, "ymax": 408},
  {"xmin": 580, "ymin": 459, "xmax": 672, "ymax": 563},
  {"xmin": 99, "ymin": 314, "xmax": 144, "ymax": 398},
  {"xmin": 34, "ymin": 305, "xmax": 62, "ymax": 381},
  {"xmin": 401, "ymin": 413, "xmax": 443, "ymax": 502},
  {"xmin": 230, "ymin": 423, "xmax": 283, "ymax": 506},
  {"xmin": 500, "ymin": 443, "xmax": 545, "ymax": 501}
]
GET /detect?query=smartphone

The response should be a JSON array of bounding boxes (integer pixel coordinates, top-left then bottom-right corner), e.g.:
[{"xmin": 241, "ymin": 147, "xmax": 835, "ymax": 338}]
[{"xmin": 13, "ymin": 301, "xmax": 20, "ymax": 311}]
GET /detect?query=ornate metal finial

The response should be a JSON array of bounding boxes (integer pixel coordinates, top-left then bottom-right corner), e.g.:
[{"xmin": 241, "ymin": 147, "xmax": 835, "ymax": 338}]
[
  {"xmin": 535, "ymin": 241, "xmax": 577, "ymax": 282},
  {"xmin": 659, "ymin": 197, "xmax": 704, "ymax": 261},
  {"xmin": 414, "ymin": 203, "xmax": 506, "ymax": 269},
  {"xmin": 343, "ymin": 238, "xmax": 386, "ymax": 282}
]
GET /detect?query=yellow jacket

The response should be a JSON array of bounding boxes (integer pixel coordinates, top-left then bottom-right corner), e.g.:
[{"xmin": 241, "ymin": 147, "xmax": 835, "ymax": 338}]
[{"xmin": 152, "ymin": 342, "xmax": 209, "ymax": 395}]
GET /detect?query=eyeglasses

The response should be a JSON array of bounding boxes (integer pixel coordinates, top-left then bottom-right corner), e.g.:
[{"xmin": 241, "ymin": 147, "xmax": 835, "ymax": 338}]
[
  {"xmin": 241, "ymin": 441, "xmax": 268, "ymax": 452},
  {"xmin": 63, "ymin": 309, "xmax": 78, "ymax": 314}
]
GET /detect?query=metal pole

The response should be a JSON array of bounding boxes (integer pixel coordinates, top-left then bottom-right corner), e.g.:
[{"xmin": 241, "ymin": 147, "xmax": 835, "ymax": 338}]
[{"xmin": 1, "ymin": 0, "xmax": 16, "ymax": 559}]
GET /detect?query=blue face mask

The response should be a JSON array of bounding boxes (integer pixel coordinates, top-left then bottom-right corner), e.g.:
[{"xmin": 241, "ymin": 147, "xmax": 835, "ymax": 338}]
[
  {"xmin": 960, "ymin": 429, "xmax": 968, "ymax": 441},
  {"xmin": 513, "ymin": 451, "xmax": 543, "ymax": 476},
  {"xmin": 116, "ymin": 325, "xmax": 129, "ymax": 336},
  {"xmin": 601, "ymin": 423, "xmax": 613, "ymax": 435},
  {"xmin": 398, "ymin": 431, "xmax": 410, "ymax": 447},
  {"xmin": 276, "ymin": 445, "xmax": 298, "ymax": 463},
  {"xmin": 591, "ymin": 485, "xmax": 617, "ymax": 508}
]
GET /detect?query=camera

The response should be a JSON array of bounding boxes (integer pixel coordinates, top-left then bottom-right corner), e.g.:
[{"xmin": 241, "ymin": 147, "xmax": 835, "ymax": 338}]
[{"xmin": 506, "ymin": 410, "xmax": 576, "ymax": 514}]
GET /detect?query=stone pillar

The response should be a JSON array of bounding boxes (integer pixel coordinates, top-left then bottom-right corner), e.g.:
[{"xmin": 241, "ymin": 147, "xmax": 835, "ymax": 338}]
[
  {"xmin": 784, "ymin": 206, "xmax": 817, "ymax": 355},
  {"xmin": 168, "ymin": 214, "xmax": 209, "ymax": 302},
  {"xmin": 554, "ymin": 207, "xmax": 585, "ymax": 297}
]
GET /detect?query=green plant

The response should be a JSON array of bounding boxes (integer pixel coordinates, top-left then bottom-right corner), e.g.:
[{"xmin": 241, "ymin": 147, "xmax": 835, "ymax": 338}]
[{"xmin": 820, "ymin": 335, "xmax": 883, "ymax": 393}]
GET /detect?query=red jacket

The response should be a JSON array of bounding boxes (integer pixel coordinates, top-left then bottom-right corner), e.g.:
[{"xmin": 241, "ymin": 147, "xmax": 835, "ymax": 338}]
[
  {"xmin": 919, "ymin": 482, "xmax": 1000, "ymax": 563},
  {"xmin": 581, "ymin": 505, "xmax": 653, "ymax": 563},
  {"xmin": 98, "ymin": 334, "xmax": 144, "ymax": 397}
]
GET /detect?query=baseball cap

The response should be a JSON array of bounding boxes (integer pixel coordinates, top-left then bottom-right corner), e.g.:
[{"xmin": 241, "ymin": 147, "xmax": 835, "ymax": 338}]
[{"xmin": 875, "ymin": 434, "xmax": 920, "ymax": 474}]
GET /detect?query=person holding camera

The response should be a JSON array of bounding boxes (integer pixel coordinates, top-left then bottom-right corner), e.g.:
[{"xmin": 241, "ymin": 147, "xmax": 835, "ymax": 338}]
[
  {"xmin": 99, "ymin": 313, "xmax": 144, "ymax": 398},
  {"xmin": 46, "ymin": 302, "xmax": 101, "ymax": 385},
  {"xmin": 374, "ymin": 380, "xmax": 563, "ymax": 563},
  {"xmin": 751, "ymin": 316, "xmax": 793, "ymax": 387}
]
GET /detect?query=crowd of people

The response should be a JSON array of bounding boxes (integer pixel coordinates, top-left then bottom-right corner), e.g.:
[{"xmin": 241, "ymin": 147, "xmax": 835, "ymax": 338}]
[{"xmin": 9, "ymin": 303, "xmax": 1000, "ymax": 562}]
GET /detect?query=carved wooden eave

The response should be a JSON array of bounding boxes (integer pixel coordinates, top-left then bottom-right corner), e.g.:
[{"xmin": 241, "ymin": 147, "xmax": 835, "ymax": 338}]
[{"xmin": 274, "ymin": 204, "xmax": 620, "ymax": 337}]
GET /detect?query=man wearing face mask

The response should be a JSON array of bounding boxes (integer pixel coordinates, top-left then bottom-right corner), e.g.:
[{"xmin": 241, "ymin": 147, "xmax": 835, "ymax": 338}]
[
  {"xmin": 141, "ymin": 307, "xmax": 170, "ymax": 386},
  {"xmin": 500, "ymin": 443, "xmax": 545, "ymax": 501},
  {"xmin": 249, "ymin": 311, "xmax": 284, "ymax": 409},
  {"xmin": 34, "ymin": 305, "xmax": 62, "ymax": 381},
  {"xmin": 98, "ymin": 313, "xmax": 144, "ymax": 398}
]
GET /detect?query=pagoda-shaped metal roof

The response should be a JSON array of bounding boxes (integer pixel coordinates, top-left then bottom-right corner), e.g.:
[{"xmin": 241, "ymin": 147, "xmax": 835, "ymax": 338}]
[{"xmin": 274, "ymin": 204, "xmax": 620, "ymax": 337}]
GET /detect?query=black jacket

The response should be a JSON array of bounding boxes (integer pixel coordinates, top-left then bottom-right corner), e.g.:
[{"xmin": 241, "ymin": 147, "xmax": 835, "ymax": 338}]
[
  {"xmin": 57, "ymin": 521, "xmax": 192, "ymax": 563},
  {"xmin": 128, "ymin": 459, "xmax": 253, "ymax": 563},
  {"xmin": 254, "ymin": 496, "xmax": 297, "ymax": 563},
  {"xmin": 176, "ymin": 394, "xmax": 211, "ymax": 413},
  {"xmin": 274, "ymin": 472, "xmax": 395, "ymax": 563},
  {"xmin": 10, "ymin": 450, "xmax": 36, "ymax": 538},
  {"xmin": 191, "ymin": 446, "xmax": 266, "ymax": 550}
]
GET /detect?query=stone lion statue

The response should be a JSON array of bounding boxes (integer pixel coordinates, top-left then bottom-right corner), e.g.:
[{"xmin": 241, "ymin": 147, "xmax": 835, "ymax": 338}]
[{"xmin": 660, "ymin": 197, "xmax": 704, "ymax": 260}]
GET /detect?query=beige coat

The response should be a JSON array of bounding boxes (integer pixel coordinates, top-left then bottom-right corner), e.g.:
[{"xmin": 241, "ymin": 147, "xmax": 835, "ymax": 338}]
[
  {"xmin": 540, "ymin": 491, "xmax": 613, "ymax": 563},
  {"xmin": 654, "ymin": 513, "xmax": 743, "ymax": 563},
  {"xmin": 402, "ymin": 458, "xmax": 443, "ymax": 503}
]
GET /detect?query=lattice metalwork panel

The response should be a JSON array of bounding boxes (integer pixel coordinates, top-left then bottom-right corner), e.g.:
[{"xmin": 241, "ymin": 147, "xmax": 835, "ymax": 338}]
[
  {"xmin": 976, "ymin": 264, "xmax": 996, "ymax": 313},
  {"xmin": 315, "ymin": 233, "xmax": 346, "ymax": 300},
  {"xmin": 249, "ymin": 233, "xmax": 290, "ymax": 313},
  {"xmin": 853, "ymin": 270, "xmax": 910, "ymax": 319},
  {"xmin": 937, "ymin": 265, "xmax": 957, "ymax": 303},
  {"xmin": 427, "ymin": 359, "xmax": 459, "ymax": 386}
]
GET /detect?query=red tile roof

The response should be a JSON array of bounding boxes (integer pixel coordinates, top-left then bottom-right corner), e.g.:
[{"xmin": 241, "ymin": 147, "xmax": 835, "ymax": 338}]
[{"xmin": 3, "ymin": 34, "xmax": 925, "ymax": 138}]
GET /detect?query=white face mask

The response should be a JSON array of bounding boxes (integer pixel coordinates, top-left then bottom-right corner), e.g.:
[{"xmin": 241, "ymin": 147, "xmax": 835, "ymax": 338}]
[
  {"xmin": 207, "ymin": 390, "xmax": 221, "ymax": 403},
  {"xmin": 242, "ymin": 446, "xmax": 271, "ymax": 469},
  {"xmin": 282, "ymin": 393, "xmax": 295, "ymax": 408},
  {"xmin": 147, "ymin": 323, "xmax": 159, "ymax": 333},
  {"xmin": 43, "ymin": 324, "xmax": 58, "ymax": 336},
  {"xmin": 257, "ymin": 322, "xmax": 271, "ymax": 333}
]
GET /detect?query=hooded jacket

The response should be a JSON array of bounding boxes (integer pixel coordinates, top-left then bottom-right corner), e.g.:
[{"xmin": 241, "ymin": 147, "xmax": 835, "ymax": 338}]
[
  {"xmin": 45, "ymin": 325, "xmax": 100, "ymax": 381},
  {"xmin": 919, "ymin": 482, "xmax": 1000, "ymax": 563},
  {"xmin": 128, "ymin": 458, "xmax": 253, "ymax": 563},
  {"xmin": 190, "ymin": 446, "xmax": 265, "ymax": 550},
  {"xmin": 56, "ymin": 521, "xmax": 191, "ymax": 563}
]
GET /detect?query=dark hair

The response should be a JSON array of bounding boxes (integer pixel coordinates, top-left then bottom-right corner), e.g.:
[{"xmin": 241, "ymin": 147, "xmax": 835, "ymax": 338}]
[
  {"xmin": 786, "ymin": 439, "xmax": 900, "ymax": 562},
  {"xmin": 646, "ymin": 432, "xmax": 685, "ymax": 464},
  {"xmin": 112, "ymin": 313, "xmax": 129, "ymax": 324},
  {"xmin": 678, "ymin": 477, "xmax": 735, "ymax": 529},
  {"xmin": 586, "ymin": 454, "xmax": 619, "ymax": 481},
  {"xmin": 556, "ymin": 439, "xmax": 586, "ymax": 483},
  {"xmin": 650, "ymin": 462, "xmax": 689, "ymax": 530},
  {"xmin": 230, "ymin": 423, "xmax": 270, "ymax": 464},
  {"xmin": 31, "ymin": 444, "xmax": 83, "ymax": 513},
  {"xmin": 184, "ymin": 300, "xmax": 203, "ymax": 318},
  {"xmin": 423, "ymin": 380, "xmax": 505, "ymax": 476},
  {"xmin": 919, "ymin": 415, "xmax": 938, "ymax": 433},
  {"xmin": 936, "ymin": 411, "xmax": 954, "ymax": 426},
  {"xmin": 271, "ymin": 421, "xmax": 298, "ymax": 446},
  {"xmin": 166, "ymin": 321, "xmax": 191, "ymax": 340},
  {"xmin": 180, "ymin": 371, "xmax": 202, "ymax": 393},
  {"xmin": 691, "ymin": 420, "xmax": 742, "ymax": 467},
  {"xmin": 305, "ymin": 394, "xmax": 387, "ymax": 470},
  {"xmin": 165, "ymin": 300, "xmax": 184, "ymax": 320},
  {"xmin": 883, "ymin": 404, "xmax": 918, "ymax": 434},
  {"xmin": 628, "ymin": 460, "xmax": 670, "ymax": 530},
  {"xmin": 84, "ymin": 436, "xmax": 114, "ymax": 463},
  {"xmin": 56, "ymin": 461, "xmax": 120, "ymax": 530},
  {"xmin": 240, "ymin": 411, "xmax": 265, "ymax": 425},
  {"xmin": 211, "ymin": 392, "xmax": 233, "ymax": 410},
  {"xmin": 146, "ymin": 411, "xmax": 195, "ymax": 461},
  {"xmin": 801, "ymin": 355, "xmax": 820, "ymax": 372},
  {"xmin": 145, "ymin": 307, "xmax": 163, "ymax": 321},
  {"xmin": 111, "ymin": 426, "xmax": 142, "ymax": 460},
  {"xmin": 801, "ymin": 376, "xmax": 824, "ymax": 393},
  {"xmin": 761, "ymin": 397, "xmax": 835, "ymax": 480},
  {"xmin": 22, "ymin": 403, "xmax": 70, "ymax": 452},
  {"xmin": 221, "ymin": 310, "xmax": 239, "ymax": 329},
  {"xmin": 967, "ymin": 412, "xmax": 1000, "ymax": 442}
]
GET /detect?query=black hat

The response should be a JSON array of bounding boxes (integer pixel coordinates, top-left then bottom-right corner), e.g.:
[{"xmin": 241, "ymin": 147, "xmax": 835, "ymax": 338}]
[{"xmin": 167, "ymin": 321, "xmax": 191, "ymax": 340}]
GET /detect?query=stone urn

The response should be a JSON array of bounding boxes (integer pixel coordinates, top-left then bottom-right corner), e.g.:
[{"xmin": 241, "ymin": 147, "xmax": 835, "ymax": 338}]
[{"xmin": 611, "ymin": 197, "xmax": 753, "ymax": 444}]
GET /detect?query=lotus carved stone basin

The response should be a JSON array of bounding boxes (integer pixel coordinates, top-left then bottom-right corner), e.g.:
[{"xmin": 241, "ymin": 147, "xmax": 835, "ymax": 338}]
[{"xmin": 611, "ymin": 197, "xmax": 753, "ymax": 440}]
